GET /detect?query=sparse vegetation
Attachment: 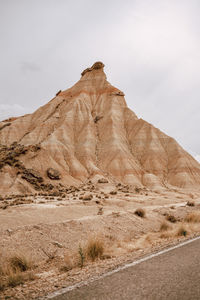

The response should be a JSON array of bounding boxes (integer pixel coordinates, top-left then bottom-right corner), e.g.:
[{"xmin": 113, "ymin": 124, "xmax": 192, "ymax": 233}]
[
  {"xmin": 7, "ymin": 272, "xmax": 26, "ymax": 287},
  {"xmin": 166, "ymin": 215, "xmax": 177, "ymax": 223},
  {"xmin": 60, "ymin": 254, "xmax": 75, "ymax": 272},
  {"xmin": 0, "ymin": 278, "xmax": 5, "ymax": 291},
  {"xmin": 0, "ymin": 254, "xmax": 36, "ymax": 290},
  {"xmin": 176, "ymin": 226, "xmax": 187, "ymax": 237},
  {"xmin": 159, "ymin": 231, "xmax": 172, "ymax": 239},
  {"xmin": 186, "ymin": 201, "xmax": 195, "ymax": 207},
  {"xmin": 9, "ymin": 255, "xmax": 32, "ymax": 272},
  {"xmin": 7, "ymin": 271, "xmax": 35, "ymax": 287},
  {"xmin": 78, "ymin": 245, "xmax": 85, "ymax": 268},
  {"xmin": 160, "ymin": 222, "xmax": 170, "ymax": 231},
  {"xmin": 135, "ymin": 187, "xmax": 141, "ymax": 193},
  {"xmin": 185, "ymin": 212, "xmax": 200, "ymax": 223},
  {"xmin": 112, "ymin": 212, "xmax": 120, "ymax": 217},
  {"xmin": 134, "ymin": 208, "xmax": 145, "ymax": 218},
  {"xmin": 86, "ymin": 238, "xmax": 104, "ymax": 261}
]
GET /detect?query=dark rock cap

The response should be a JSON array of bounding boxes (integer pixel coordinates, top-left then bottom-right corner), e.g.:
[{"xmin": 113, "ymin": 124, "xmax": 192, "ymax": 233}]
[{"xmin": 81, "ymin": 61, "xmax": 105, "ymax": 76}]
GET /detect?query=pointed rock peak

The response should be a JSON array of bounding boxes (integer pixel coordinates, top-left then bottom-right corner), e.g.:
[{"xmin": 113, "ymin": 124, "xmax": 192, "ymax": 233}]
[{"xmin": 81, "ymin": 61, "xmax": 105, "ymax": 76}]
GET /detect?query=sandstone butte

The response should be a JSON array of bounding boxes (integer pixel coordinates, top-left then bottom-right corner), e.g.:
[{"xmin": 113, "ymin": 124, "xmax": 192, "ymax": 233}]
[{"xmin": 0, "ymin": 61, "xmax": 200, "ymax": 195}]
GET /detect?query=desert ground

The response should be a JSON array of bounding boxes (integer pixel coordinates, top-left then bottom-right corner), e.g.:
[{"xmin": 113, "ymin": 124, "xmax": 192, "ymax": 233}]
[{"xmin": 1, "ymin": 182, "xmax": 200, "ymax": 299}]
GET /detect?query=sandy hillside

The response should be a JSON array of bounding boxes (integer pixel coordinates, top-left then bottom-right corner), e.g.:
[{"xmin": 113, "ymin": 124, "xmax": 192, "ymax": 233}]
[{"xmin": 0, "ymin": 62, "xmax": 200, "ymax": 196}]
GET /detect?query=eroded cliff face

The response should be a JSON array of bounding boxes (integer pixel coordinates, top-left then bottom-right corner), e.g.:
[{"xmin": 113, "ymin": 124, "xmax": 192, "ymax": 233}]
[{"xmin": 0, "ymin": 62, "xmax": 200, "ymax": 194}]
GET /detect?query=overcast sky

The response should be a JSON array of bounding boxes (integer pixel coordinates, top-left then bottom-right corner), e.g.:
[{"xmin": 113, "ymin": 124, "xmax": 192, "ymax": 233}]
[{"xmin": 0, "ymin": 0, "xmax": 199, "ymax": 162}]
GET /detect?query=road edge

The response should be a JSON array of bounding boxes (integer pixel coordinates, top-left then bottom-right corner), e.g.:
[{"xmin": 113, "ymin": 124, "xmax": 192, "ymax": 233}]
[{"xmin": 42, "ymin": 235, "xmax": 200, "ymax": 299}]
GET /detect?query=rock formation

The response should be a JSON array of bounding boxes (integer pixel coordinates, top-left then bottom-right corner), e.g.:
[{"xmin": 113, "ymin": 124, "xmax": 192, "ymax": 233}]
[{"xmin": 0, "ymin": 62, "xmax": 200, "ymax": 194}]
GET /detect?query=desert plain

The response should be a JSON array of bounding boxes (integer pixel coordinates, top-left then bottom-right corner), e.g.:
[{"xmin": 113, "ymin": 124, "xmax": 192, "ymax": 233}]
[{"xmin": 1, "ymin": 182, "xmax": 200, "ymax": 299}]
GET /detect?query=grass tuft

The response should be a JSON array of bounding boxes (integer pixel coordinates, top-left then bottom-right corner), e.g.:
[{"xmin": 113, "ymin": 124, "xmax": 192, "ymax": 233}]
[
  {"xmin": 186, "ymin": 201, "xmax": 195, "ymax": 207},
  {"xmin": 86, "ymin": 238, "xmax": 104, "ymax": 261},
  {"xmin": 7, "ymin": 272, "xmax": 25, "ymax": 287},
  {"xmin": 0, "ymin": 254, "xmax": 35, "ymax": 290},
  {"xmin": 160, "ymin": 222, "xmax": 170, "ymax": 231},
  {"xmin": 0, "ymin": 278, "xmax": 5, "ymax": 291},
  {"xmin": 78, "ymin": 245, "xmax": 85, "ymax": 268},
  {"xmin": 159, "ymin": 232, "xmax": 171, "ymax": 239},
  {"xmin": 9, "ymin": 255, "xmax": 32, "ymax": 272},
  {"xmin": 185, "ymin": 212, "xmax": 200, "ymax": 223},
  {"xmin": 7, "ymin": 271, "xmax": 35, "ymax": 287},
  {"xmin": 166, "ymin": 215, "xmax": 177, "ymax": 223},
  {"xmin": 60, "ymin": 254, "xmax": 75, "ymax": 272},
  {"xmin": 176, "ymin": 226, "xmax": 187, "ymax": 237}
]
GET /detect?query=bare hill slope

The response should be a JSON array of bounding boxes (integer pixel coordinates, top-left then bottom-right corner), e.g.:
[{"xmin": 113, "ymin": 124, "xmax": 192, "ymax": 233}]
[{"xmin": 0, "ymin": 62, "xmax": 200, "ymax": 194}]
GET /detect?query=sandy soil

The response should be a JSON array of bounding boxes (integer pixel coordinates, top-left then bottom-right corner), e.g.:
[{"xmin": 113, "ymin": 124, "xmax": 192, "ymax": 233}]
[{"xmin": 0, "ymin": 184, "xmax": 200, "ymax": 299}]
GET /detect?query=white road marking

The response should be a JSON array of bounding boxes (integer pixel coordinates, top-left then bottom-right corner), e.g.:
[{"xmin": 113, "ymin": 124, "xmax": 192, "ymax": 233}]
[{"xmin": 43, "ymin": 235, "xmax": 200, "ymax": 299}]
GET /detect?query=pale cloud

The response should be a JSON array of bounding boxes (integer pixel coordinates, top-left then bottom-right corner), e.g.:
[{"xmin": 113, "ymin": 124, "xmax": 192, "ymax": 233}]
[{"xmin": 21, "ymin": 62, "xmax": 41, "ymax": 73}]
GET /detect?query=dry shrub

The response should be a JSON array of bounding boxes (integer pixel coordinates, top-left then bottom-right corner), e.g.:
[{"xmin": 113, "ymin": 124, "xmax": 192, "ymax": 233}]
[
  {"xmin": 78, "ymin": 245, "xmax": 85, "ymax": 268},
  {"xmin": 60, "ymin": 254, "xmax": 76, "ymax": 272},
  {"xmin": 166, "ymin": 215, "xmax": 177, "ymax": 223},
  {"xmin": 186, "ymin": 201, "xmax": 195, "ymax": 207},
  {"xmin": 112, "ymin": 212, "xmax": 120, "ymax": 218},
  {"xmin": 135, "ymin": 187, "xmax": 141, "ymax": 193},
  {"xmin": 0, "ymin": 278, "xmax": 5, "ymax": 291},
  {"xmin": 185, "ymin": 212, "xmax": 200, "ymax": 223},
  {"xmin": 86, "ymin": 238, "xmax": 104, "ymax": 261},
  {"xmin": 0, "ymin": 254, "xmax": 36, "ymax": 289},
  {"xmin": 105, "ymin": 234, "xmax": 116, "ymax": 242},
  {"xmin": 159, "ymin": 231, "xmax": 172, "ymax": 239},
  {"xmin": 7, "ymin": 272, "xmax": 26, "ymax": 287},
  {"xmin": 134, "ymin": 208, "xmax": 145, "ymax": 218},
  {"xmin": 145, "ymin": 234, "xmax": 153, "ymax": 244},
  {"xmin": 176, "ymin": 226, "xmax": 187, "ymax": 237},
  {"xmin": 160, "ymin": 222, "xmax": 170, "ymax": 231},
  {"xmin": 7, "ymin": 271, "xmax": 35, "ymax": 287},
  {"xmin": 0, "ymin": 265, "xmax": 4, "ymax": 276},
  {"xmin": 9, "ymin": 255, "xmax": 32, "ymax": 272}
]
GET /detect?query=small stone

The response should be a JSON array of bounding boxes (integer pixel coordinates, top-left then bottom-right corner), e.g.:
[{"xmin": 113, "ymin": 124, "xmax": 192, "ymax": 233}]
[
  {"xmin": 97, "ymin": 207, "xmax": 103, "ymax": 215},
  {"xmin": 47, "ymin": 168, "xmax": 61, "ymax": 180},
  {"xmin": 7, "ymin": 228, "xmax": 13, "ymax": 234},
  {"xmin": 98, "ymin": 178, "xmax": 108, "ymax": 184},
  {"xmin": 110, "ymin": 190, "xmax": 117, "ymax": 195},
  {"xmin": 52, "ymin": 241, "xmax": 63, "ymax": 248},
  {"xmin": 83, "ymin": 193, "xmax": 93, "ymax": 201}
]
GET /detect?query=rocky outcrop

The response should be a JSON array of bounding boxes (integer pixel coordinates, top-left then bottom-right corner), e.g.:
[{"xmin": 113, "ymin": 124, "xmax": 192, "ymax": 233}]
[
  {"xmin": 21, "ymin": 169, "xmax": 43, "ymax": 184},
  {"xmin": 0, "ymin": 143, "xmax": 28, "ymax": 169},
  {"xmin": 0, "ymin": 61, "xmax": 200, "ymax": 194},
  {"xmin": 0, "ymin": 122, "xmax": 11, "ymax": 132},
  {"xmin": 81, "ymin": 61, "xmax": 104, "ymax": 76},
  {"xmin": 47, "ymin": 168, "xmax": 61, "ymax": 180}
]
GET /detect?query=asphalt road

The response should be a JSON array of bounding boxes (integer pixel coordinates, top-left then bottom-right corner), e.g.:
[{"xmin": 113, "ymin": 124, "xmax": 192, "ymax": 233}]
[{"xmin": 50, "ymin": 237, "xmax": 200, "ymax": 300}]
